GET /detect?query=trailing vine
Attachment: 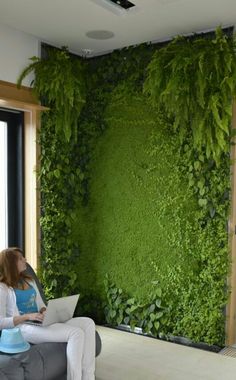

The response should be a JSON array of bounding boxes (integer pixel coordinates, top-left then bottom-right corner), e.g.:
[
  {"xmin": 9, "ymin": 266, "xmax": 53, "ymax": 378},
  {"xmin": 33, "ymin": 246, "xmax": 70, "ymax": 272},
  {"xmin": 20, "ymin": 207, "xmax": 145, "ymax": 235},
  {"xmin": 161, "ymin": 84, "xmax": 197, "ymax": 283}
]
[
  {"xmin": 38, "ymin": 111, "xmax": 85, "ymax": 298},
  {"xmin": 18, "ymin": 47, "xmax": 86, "ymax": 298}
]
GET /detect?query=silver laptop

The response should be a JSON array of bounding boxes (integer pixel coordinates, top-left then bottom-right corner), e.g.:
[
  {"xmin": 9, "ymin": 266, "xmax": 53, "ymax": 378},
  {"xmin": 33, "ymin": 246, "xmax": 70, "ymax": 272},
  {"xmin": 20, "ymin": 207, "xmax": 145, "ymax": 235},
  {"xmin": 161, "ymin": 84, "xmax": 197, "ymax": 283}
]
[{"xmin": 25, "ymin": 294, "xmax": 80, "ymax": 327}]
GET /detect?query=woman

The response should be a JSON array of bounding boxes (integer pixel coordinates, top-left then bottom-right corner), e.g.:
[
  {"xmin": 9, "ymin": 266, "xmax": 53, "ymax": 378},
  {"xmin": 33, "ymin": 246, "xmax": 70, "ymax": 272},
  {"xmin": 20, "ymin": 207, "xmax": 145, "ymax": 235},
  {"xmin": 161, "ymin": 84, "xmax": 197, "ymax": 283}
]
[{"xmin": 0, "ymin": 247, "xmax": 95, "ymax": 380}]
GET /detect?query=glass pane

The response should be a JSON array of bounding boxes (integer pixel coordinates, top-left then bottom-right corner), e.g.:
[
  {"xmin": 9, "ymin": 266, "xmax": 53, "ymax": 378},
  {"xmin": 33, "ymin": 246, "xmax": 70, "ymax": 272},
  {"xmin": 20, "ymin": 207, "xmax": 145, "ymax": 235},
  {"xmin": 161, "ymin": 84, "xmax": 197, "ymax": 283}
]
[{"xmin": 0, "ymin": 121, "xmax": 8, "ymax": 250}]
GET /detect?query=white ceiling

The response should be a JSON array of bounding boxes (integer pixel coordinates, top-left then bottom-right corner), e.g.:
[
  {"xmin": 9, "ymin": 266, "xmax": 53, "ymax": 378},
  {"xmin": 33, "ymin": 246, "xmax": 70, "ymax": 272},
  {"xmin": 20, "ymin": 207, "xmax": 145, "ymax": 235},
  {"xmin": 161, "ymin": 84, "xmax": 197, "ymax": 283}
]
[{"xmin": 0, "ymin": 0, "xmax": 235, "ymax": 57}]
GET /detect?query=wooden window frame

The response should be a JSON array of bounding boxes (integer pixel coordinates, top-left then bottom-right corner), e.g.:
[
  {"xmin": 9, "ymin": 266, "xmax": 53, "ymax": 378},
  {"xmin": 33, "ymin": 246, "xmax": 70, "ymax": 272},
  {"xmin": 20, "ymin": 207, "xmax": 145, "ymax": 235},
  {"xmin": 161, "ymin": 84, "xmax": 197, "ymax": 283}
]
[
  {"xmin": 226, "ymin": 100, "xmax": 236, "ymax": 345},
  {"xmin": 0, "ymin": 80, "xmax": 47, "ymax": 271}
]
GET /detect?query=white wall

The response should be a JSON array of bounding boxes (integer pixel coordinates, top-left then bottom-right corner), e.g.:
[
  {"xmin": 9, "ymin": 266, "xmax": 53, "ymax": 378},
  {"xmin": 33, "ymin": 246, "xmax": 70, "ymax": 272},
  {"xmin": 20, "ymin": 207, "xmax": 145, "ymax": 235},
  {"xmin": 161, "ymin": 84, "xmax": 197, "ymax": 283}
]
[{"xmin": 0, "ymin": 23, "xmax": 40, "ymax": 86}]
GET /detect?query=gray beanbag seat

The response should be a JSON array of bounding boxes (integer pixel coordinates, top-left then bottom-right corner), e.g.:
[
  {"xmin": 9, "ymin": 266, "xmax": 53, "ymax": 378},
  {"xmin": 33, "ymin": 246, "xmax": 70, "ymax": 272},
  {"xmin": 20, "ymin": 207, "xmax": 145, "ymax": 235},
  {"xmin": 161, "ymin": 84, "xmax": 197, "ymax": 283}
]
[
  {"xmin": 0, "ymin": 264, "xmax": 102, "ymax": 379},
  {"xmin": 0, "ymin": 344, "xmax": 66, "ymax": 380}
]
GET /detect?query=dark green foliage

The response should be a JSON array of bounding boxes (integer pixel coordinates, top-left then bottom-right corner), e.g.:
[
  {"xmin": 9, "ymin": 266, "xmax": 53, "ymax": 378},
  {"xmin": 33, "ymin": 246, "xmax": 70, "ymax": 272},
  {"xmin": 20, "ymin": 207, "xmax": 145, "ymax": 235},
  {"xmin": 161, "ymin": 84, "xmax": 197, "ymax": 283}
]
[
  {"xmin": 38, "ymin": 111, "xmax": 84, "ymax": 298},
  {"xmin": 76, "ymin": 87, "xmax": 229, "ymax": 345},
  {"xmin": 18, "ymin": 48, "xmax": 86, "ymax": 298},
  {"xmin": 19, "ymin": 27, "xmax": 232, "ymax": 345},
  {"xmin": 104, "ymin": 275, "xmax": 167, "ymax": 336},
  {"xmin": 144, "ymin": 27, "xmax": 236, "ymax": 163},
  {"xmin": 18, "ymin": 47, "xmax": 85, "ymax": 141}
]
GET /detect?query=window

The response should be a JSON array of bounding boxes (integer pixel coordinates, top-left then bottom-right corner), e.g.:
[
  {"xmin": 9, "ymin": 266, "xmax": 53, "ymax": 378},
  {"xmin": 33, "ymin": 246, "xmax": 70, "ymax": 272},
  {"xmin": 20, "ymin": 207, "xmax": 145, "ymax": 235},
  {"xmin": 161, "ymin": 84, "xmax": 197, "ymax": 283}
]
[
  {"xmin": 0, "ymin": 120, "xmax": 8, "ymax": 250},
  {"xmin": 0, "ymin": 109, "xmax": 24, "ymax": 250}
]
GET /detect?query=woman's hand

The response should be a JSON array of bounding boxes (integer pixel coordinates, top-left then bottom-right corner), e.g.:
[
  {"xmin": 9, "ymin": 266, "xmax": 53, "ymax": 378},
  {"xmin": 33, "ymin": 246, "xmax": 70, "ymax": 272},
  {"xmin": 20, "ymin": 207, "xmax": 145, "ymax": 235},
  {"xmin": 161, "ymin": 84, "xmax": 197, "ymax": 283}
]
[
  {"xmin": 13, "ymin": 312, "xmax": 44, "ymax": 326},
  {"xmin": 26, "ymin": 312, "xmax": 44, "ymax": 322},
  {"xmin": 39, "ymin": 307, "xmax": 47, "ymax": 316}
]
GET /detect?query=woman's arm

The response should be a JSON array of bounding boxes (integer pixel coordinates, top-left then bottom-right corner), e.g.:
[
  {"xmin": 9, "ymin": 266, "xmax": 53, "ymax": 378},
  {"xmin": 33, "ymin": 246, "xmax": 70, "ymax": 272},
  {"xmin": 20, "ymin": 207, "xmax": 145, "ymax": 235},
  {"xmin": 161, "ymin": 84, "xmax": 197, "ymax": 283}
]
[
  {"xmin": 0, "ymin": 284, "xmax": 15, "ymax": 329},
  {"xmin": 13, "ymin": 312, "xmax": 44, "ymax": 326},
  {"xmin": 30, "ymin": 280, "xmax": 47, "ymax": 312}
]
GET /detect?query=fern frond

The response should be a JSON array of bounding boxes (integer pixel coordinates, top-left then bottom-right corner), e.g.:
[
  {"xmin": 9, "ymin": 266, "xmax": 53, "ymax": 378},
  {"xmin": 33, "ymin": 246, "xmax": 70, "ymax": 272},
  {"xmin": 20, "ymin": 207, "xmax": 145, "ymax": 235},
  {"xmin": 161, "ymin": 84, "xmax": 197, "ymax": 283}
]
[{"xmin": 17, "ymin": 57, "xmax": 40, "ymax": 88}]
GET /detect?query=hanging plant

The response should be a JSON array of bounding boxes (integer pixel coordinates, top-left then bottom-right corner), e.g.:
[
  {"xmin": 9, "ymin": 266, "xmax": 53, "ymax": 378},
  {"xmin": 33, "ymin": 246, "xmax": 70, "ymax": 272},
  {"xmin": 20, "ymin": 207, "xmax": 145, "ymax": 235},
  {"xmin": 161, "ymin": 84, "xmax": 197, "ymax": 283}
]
[
  {"xmin": 144, "ymin": 27, "xmax": 236, "ymax": 163},
  {"xmin": 17, "ymin": 47, "xmax": 86, "ymax": 298},
  {"xmin": 17, "ymin": 46, "xmax": 86, "ymax": 141}
]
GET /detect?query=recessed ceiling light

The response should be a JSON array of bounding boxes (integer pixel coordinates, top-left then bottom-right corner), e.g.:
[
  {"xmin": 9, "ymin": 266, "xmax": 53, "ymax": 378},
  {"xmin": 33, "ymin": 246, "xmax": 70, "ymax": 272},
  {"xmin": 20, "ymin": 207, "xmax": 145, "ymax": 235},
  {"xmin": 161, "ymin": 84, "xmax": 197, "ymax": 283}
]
[{"xmin": 86, "ymin": 30, "xmax": 115, "ymax": 40}]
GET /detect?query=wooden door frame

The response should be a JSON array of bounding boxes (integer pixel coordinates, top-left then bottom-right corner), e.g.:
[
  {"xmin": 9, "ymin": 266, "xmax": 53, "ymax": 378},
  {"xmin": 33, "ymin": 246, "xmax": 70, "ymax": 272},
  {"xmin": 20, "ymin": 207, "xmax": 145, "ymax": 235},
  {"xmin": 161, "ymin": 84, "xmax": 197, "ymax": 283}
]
[{"xmin": 0, "ymin": 80, "xmax": 47, "ymax": 270}]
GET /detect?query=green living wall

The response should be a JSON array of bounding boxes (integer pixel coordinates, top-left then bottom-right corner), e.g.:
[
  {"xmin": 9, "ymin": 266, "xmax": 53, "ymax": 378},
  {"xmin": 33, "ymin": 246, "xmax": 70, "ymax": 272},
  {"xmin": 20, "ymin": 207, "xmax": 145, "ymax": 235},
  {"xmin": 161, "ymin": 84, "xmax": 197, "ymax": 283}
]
[
  {"xmin": 76, "ymin": 90, "xmax": 198, "ymax": 300},
  {"xmin": 76, "ymin": 78, "xmax": 230, "ymax": 346},
  {"xmin": 19, "ymin": 28, "xmax": 236, "ymax": 346}
]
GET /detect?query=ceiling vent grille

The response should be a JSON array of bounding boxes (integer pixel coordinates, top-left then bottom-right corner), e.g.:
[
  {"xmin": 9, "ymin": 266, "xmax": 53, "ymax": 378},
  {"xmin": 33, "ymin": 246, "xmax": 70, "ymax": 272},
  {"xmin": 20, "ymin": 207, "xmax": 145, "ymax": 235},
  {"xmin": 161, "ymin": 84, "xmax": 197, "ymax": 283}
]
[
  {"xmin": 109, "ymin": 0, "xmax": 135, "ymax": 9},
  {"xmin": 90, "ymin": 0, "xmax": 137, "ymax": 15}
]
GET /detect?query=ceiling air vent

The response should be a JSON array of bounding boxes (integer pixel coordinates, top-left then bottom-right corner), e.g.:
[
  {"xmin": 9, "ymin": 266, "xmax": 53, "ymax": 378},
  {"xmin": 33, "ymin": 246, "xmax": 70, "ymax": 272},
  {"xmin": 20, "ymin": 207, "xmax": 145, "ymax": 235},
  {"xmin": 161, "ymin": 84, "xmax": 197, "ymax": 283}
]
[
  {"xmin": 90, "ymin": 0, "xmax": 137, "ymax": 15},
  {"xmin": 109, "ymin": 0, "xmax": 135, "ymax": 9}
]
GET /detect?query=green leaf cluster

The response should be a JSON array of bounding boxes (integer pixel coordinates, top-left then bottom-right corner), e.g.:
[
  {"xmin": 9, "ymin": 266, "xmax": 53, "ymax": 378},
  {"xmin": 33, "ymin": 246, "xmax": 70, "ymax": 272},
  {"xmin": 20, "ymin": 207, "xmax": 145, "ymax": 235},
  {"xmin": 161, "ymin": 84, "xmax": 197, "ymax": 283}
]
[
  {"xmin": 17, "ymin": 48, "xmax": 86, "ymax": 298},
  {"xmin": 39, "ymin": 111, "xmax": 84, "ymax": 298},
  {"xmin": 104, "ymin": 276, "xmax": 168, "ymax": 336},
  {"xmin": 18, "ymin": 47, "xmax": 85, "ymax": 141},
  {"xmin": 179, "ymin": 139, "xmax": 230, "ymax": 217},
  {"xmin": 144, "ymin": 27, "xmax": 236, "ymax": 163}
]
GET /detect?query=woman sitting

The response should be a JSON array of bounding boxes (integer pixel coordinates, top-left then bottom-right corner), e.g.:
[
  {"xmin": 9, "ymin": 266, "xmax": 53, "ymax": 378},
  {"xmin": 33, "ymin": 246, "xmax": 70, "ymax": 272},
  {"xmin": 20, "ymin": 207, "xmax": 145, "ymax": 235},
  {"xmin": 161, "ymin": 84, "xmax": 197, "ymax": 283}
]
[{"xmin": 0, "ymin": 247, "xmax": 95, "ymax": 380}]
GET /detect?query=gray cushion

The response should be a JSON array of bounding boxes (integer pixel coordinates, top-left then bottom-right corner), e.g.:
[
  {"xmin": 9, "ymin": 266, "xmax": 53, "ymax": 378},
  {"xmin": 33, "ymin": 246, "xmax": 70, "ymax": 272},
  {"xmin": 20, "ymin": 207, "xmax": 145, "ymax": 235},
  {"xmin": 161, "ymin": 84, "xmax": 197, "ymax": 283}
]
[
  {"xmin": 25, "ymin": 343, "xmax": 67, "ymax": 380},
  {"xmin": 0, "ymin": 346, "xmax": 66, "ymax": 380},
  {"xmin": 22, "ymin": 346, "xmax": 46, "ymax": 380},
  {"xmin": 0, "ymin": 353, "xmax": 26, "ymax": 380},
  {"xmin": 0, "ymin": 370, "xmax": 9, "ymax": 380}
]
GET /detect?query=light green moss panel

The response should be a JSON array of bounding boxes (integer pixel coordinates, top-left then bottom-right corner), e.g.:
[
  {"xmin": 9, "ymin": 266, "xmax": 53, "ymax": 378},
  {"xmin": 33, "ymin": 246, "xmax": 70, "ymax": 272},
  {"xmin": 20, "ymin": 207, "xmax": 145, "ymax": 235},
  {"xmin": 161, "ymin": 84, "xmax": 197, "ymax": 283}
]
[{"xmin": 75, "ymin": 90, "xmax": 198, "ymax": 301}]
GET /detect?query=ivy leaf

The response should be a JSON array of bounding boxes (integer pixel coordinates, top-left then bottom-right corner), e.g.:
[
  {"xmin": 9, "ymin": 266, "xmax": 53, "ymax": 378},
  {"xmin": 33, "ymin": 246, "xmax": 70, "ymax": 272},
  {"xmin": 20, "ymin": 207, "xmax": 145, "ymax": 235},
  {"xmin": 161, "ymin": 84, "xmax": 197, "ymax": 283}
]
[
  {"xmin": 124, "ymin": 317, "xmax": 130, "ymax": 325},
  {"xmin": 154, "ymin": 321, "xmax": 160, "ymax": 330},
  {"xmin": 149, "ymin": 304, "xmax": 155, "ymax": 313},
  {"xmin": 54, "ymin": 169, "xmax": 60, "ymax": 178},
  {"xmin": 126, "ymin": 298, "xmax": 135, "ymax": 305},
  {"xmin": 198, "ymin": 198, "xmax": 207, "ymax": 207}
]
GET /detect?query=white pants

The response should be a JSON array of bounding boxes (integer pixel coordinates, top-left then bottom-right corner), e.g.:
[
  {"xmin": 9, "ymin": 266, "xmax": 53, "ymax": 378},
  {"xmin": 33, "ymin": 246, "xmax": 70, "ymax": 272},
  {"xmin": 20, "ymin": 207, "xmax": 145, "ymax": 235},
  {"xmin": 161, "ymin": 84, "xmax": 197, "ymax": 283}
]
[{"xmin": 20, "ymin": 317, "xmax": 95, "ymax": 380}]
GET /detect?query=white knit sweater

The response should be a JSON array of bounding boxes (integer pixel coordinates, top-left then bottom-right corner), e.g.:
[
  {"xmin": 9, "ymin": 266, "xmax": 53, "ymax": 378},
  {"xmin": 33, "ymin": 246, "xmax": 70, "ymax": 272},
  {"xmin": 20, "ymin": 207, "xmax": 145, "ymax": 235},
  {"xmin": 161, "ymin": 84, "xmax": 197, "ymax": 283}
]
[{"xmin": 0, "ymin": 280, "xmax": 46, "ymax": 329}]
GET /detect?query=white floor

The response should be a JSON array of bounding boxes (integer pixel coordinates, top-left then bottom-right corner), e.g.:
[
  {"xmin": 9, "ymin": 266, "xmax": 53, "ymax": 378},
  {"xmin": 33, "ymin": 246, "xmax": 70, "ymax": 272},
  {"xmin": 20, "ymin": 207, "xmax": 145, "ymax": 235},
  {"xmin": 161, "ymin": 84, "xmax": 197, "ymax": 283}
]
[{"xmin": 95, "ymin": 326, "xmax": 236, "ymax": 380}]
